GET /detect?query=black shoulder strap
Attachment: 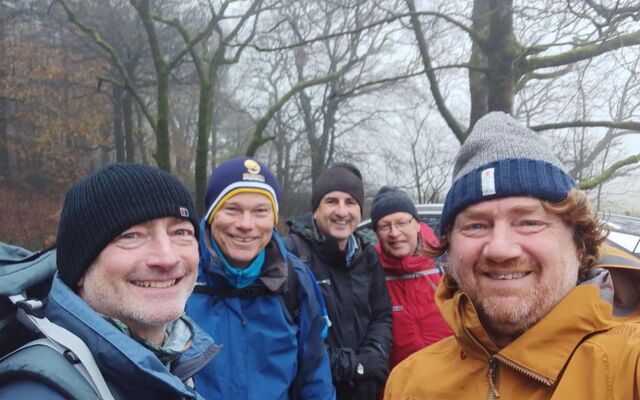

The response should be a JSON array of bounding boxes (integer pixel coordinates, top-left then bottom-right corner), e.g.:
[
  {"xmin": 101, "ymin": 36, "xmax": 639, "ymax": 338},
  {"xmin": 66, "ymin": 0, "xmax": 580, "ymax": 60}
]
[
  {"xmin": 282, "ymin": 260, "xmax": 299, "ymax": 323},
  {"xmin": 193, "ymin": 263, "xmax": 301, "ymax": 324},
  {"xmin": 283, "ymin": 234, "xmax": 312, "ymax": 265},
  {"xmin": 0, "ymin": 342, "xmax": 100, "ymax": 399}
]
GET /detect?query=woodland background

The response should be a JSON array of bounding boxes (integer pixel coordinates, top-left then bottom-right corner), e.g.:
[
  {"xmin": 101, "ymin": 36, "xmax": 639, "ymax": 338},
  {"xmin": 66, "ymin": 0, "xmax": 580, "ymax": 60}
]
[{"xmin": 1, "ymin": 0, "xmax": 639, "ymax": 249}]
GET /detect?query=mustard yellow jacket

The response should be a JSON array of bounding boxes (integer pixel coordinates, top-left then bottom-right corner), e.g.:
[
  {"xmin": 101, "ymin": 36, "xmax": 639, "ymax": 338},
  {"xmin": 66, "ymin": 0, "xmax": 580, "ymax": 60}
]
[{"xmin": 384, "ymin": 244, "xmax": 640, "ymax": 400}]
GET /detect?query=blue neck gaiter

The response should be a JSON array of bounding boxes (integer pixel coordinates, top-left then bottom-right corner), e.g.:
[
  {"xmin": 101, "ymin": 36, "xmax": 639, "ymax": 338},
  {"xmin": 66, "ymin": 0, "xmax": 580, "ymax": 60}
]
[{"xmin": 209, "ymin": 236, "xmax": 265, "ymax": 288}]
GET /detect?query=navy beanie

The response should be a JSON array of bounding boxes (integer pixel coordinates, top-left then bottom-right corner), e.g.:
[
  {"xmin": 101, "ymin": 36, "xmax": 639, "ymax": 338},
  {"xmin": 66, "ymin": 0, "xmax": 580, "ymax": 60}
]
[
  {"xmin": 311, "ymin": 162, "xmax": 365, "ymax": 214},
  {"xmin": 204, "ymin": 156, "xmax": 281, "ymax": 224},
  {"xmin": 56, "ymin": 163, "xmax": 198, "ymax": 288},
  {"xmin": 370, "ymin": 186, "xmax": 419, "ymax": 231},
  {"xmin": 440, "ymin": 112, "xmax": 576, "ymax": 234}
]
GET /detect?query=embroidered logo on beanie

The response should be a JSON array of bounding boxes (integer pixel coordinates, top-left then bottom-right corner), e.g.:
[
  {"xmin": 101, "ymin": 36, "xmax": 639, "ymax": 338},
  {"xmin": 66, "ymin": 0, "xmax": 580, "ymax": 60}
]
[
  {"xmin": 204, "ymin": 156, "xmax": 281, "ymax": 225},
  {"xmin": 440, "ymin": 112, "xmax": 576, "ymax": 234}
]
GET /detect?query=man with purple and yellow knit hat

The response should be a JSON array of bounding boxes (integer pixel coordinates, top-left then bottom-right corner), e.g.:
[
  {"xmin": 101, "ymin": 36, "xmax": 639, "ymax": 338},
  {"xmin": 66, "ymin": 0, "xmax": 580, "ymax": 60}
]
[
  {"xmin": 384, "ymin": 112, "xmax": 640, "ymax": 399},
  {"xmin": 186, "ymin": 156, "xmax": 335, "ymax": 400}
]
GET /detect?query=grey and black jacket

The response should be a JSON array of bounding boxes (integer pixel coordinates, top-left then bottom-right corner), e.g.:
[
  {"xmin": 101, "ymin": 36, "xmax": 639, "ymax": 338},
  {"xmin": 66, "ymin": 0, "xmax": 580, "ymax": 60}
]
[{"xmin": 286, "ymin": 213, "xmax": 392, "ymax": 399}]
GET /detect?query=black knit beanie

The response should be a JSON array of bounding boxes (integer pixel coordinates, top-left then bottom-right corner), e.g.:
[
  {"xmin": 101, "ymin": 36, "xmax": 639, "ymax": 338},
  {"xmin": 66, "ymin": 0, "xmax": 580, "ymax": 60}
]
[
  {"xmin": 311, "ymin": 162, "xmax": 365, "ymax": 214},
  {"xmin": 56, "ymin": 163, "xmax": 198, "ymax": 288},
  {"xmin": 370, "ymin": 186, "xmax": 419, "ymax": 231}
]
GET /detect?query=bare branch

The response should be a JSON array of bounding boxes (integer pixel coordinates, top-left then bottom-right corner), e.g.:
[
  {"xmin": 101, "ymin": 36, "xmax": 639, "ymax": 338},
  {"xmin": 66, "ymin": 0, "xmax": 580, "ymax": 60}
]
[{"xmin": 531, "ymin": 120, "xmax": 640, "ymax": 132}]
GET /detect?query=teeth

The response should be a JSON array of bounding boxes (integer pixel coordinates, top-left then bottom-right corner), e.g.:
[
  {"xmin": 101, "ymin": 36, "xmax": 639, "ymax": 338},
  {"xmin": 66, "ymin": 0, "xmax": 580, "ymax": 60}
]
[
  {"xmin": 489, "ymin": 272, "xmax": 527, "ymax": 280},
  {"xmin": 132, "ymin": 279, "xmax": 176, "ymax": 288},
  {"xmin": 232, "ymin": 236, "xmax": 253, "ymax": 242}
]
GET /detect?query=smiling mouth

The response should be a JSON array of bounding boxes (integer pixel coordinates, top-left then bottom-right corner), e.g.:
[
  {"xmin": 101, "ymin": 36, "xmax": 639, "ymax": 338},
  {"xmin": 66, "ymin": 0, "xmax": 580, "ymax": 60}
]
[
  {"xmin": 484, "ymin": 272, "xmax": 530, "ymax": 280},
  {"xmin": 231, "ymin": 235, "xmax": 256, "ymax": 243},
  {"xmin": 331, "ymin": 220, "xmax": 350, "ymax": 226},
  {"xmin": 131, "ymin": 279, "xmax": 178, "ymax": 288}
]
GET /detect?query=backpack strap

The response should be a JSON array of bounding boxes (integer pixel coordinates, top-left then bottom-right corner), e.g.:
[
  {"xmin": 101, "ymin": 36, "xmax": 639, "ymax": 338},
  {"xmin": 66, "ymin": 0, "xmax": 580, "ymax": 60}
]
[
  {"xmin": 9, "ymin": 294, "xmax": 116, "ymax": 400},
  {"xmin": 283, "ymin": 234, "xmax": 312, "ymax": 265},
  {"xmin": 193, "ymin": 263, "xmax": 300, "ymax": 324},
  {"xmin": 282, "ymin": 260, "xmax": 299, "ymax": 323},
  {"xmin": 0, "ymin": 339, "xmax": 99, "ymax": 399}
]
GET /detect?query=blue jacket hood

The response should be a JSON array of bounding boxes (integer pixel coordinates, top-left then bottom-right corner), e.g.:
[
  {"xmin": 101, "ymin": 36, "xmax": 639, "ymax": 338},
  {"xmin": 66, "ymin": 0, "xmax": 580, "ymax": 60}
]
[{"xmin": 45, "ymin": 274, "xmax": 219, "ymax": 399}]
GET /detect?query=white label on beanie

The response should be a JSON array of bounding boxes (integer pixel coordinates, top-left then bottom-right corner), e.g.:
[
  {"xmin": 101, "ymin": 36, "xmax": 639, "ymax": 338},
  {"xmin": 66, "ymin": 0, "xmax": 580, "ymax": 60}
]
[{"xmin": 481, "ymin": 168, "xmax": 496, "ymax": 196}]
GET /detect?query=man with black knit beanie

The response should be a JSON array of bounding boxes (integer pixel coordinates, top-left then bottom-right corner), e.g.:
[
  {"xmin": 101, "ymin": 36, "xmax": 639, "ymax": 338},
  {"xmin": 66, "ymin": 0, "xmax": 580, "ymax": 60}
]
[
  {"xmin": 0, "ymin": 164, "xmax": 219, "ymax": 399},
  {"xmin": 286, "ymin": 162, "xmax": 392, "ymax": 400},
  {"xmin": 385, "ymin": 112, "xmax": 640, "ymax": 400}
]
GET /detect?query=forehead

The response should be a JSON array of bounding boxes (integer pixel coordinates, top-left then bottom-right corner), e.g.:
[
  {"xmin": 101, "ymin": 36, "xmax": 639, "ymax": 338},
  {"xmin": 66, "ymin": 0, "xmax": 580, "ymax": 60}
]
[
  {"xmin": 122, "ymin": 216, "xmax": 190, "ymax": 230},
  {"xmin": 321, "ymin": 191, "xmax": 356, "ymax": 202},
  {"xmin": 456, "ymin": 196, "xmax": 545, "ymax": 220},
  {"xmin": 225, "ymin": 191, "xmax": 273, "ymax": 207},
  {"xmin": 378, "ymin": 212, "xmax": 414, "ymax": 224}
]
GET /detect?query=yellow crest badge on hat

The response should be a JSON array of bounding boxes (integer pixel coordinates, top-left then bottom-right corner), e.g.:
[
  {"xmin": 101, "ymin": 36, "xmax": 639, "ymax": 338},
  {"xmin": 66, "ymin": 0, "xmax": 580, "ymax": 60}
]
[
  {"xmin": 243, "ymin": 159, "xmax": 265, "ymax": 182},
  {"xmin": 244, "ymin": 159, "xmax": 261, "ymax": 175}
]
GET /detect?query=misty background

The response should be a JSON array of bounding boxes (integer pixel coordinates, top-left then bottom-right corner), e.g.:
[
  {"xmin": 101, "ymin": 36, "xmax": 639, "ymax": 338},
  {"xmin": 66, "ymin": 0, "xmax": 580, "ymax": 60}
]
[{"xmin": 1, "ymin": 0, "xmax": 639, "ymax": 249}]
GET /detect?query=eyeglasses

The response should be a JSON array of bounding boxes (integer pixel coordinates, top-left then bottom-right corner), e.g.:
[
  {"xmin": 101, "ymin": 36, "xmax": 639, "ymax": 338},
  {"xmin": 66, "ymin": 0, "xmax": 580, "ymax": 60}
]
[{"xmin": 377, "ymin": 218, "xmax": 415, "ymax": 234}]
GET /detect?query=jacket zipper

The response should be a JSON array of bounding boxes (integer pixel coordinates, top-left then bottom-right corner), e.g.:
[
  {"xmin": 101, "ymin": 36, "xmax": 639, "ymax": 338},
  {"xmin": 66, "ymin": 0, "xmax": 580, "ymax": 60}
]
[{"xmin": 458, "ymin": 301, "xmax": 553, "ymax": 399}]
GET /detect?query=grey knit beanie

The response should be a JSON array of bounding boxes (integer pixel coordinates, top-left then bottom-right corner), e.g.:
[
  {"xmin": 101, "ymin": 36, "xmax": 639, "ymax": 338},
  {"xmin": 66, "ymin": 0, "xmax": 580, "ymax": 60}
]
[
  {"xmin": 370, "ymin": 186, "xmax": 419, "ymax": 231},
  {"xmin": 440, "ymin": 112, "xmax": 575, "ymax": 233}
]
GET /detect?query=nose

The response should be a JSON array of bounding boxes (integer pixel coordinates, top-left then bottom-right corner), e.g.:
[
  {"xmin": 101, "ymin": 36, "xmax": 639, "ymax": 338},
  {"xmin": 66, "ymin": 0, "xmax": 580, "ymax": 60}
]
[
  {"xmin": 388, "ymin": 223, "xmax": 401, "ymax": 236},
  {"xmin": 235, "ymin": 211, "xmax": 253, "ymax": 231},
  {"xmin": 483, "ymin": 223, "xmax": 521, "ymax": 263},
  {"xmin": 147, "ymin": 232, "xmax": 180, "ymax": 269},
  {"xmin": 334, "ymin": 201, "xmax": 348, "ymax": 217}
]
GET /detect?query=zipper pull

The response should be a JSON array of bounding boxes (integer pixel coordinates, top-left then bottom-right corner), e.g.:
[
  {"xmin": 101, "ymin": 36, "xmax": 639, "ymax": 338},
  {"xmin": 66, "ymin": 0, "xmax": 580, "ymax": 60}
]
[{"xmin": 488, "ymin": 358, "xmax": 500, "ymax": 398}]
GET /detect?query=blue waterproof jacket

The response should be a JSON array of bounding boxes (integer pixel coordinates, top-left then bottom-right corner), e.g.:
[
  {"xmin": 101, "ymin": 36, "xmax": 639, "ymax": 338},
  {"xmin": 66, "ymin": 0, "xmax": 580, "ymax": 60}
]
[
  {"xmin": 187, "ymin": 221, "xmax": 335, "ymax": 400},
  {"xmin": 1, "ymin": 274, "xmax": 219, "ymax": 399}
]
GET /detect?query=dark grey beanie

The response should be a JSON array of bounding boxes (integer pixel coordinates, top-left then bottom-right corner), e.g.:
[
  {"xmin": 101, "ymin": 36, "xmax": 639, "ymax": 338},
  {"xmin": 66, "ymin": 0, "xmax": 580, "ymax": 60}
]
[
  {"xmin": 440, "ymin": 112, "xmax": 575, "ymax": 233},
  {"xmin": 311, "ymin": 162, "xmax": 365, "ymax": 214},
  {"xmin": 56, "ymin": 163, "xmax": 198, "ymax": 288},
  {"xmin": 370, "ymin": 186, "xmax": 419, "ymax": 231}
]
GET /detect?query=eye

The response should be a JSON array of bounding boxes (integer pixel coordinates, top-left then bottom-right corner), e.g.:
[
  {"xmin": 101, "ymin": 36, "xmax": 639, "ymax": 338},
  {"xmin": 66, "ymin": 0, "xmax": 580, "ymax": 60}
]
[
  {"xmin": 254, "ymin": 207, "xmax": 270, "ymax": 216},
  {"xmin": 462, "ymin": 222, "xmax": 485, "ymax": 231},
  {"xmin": 516, "ymin": 219, "xmax": 546, "ymax": 232},
  {"xmin": 223, "ymin": 205, "xmax": 239, "ymax": 214},
  {"xmin": 174, "ymin": 228, "xmax": 194, "ymax": 237},
  {"xmin": 120, "ymin": 232, "xmax": 139, "ymax": 240}
]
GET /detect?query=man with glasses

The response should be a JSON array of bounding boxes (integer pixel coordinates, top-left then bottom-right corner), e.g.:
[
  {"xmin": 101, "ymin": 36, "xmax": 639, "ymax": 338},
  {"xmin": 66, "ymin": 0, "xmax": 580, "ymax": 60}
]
[
  {"xmin": 370, "ymin": 187, "xmax": 451, "ymax": 369},
  {"xmin": 286, "ymin": 163, "xmax": 392, "ymax": 400}
]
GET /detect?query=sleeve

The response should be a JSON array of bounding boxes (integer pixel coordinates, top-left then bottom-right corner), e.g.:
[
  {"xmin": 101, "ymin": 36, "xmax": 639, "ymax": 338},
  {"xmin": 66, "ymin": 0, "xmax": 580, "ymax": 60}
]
[
  {"xmin": 357, "ymin": 248, "xmax": 393, "ymax": 364},
  {"xmin": 327, "ymin": 345, "xmax": 358, "ymax": 382},
  {"xmin": 292, "ymin": 260, "xmax": 336, "ymax": 400}
]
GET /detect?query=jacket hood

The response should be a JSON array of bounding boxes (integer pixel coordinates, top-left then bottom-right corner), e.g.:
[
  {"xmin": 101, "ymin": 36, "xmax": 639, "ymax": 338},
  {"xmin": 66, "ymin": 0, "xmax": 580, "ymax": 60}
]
[
  {"xmin": 45, "ymin": 274, "xmax": 219, "ymax": 398},
  {"xmin": 287, "ymin": 212, "xmax": 368, "ymax": 264},
  {"xmin": 376, "ymin": 222, "xmax": 439, "ymax": 274},
  {"xmin": 287, "ymin": 212, "xmax": 321, "ymax": 242},
  {"xmin": 436, "ymin": 242, "xmax": 640, "ymax": 383}
]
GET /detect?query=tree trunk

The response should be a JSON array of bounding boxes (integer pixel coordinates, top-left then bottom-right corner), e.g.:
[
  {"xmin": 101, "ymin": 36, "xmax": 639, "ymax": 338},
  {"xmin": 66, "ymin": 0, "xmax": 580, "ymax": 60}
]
[
  {"xmin": 112, "ymin": 84, "xmax": 125, "ymax": 162},
  {"xmin": 123, "ymin": 91, "xmax": 135, "ymax": 162}
]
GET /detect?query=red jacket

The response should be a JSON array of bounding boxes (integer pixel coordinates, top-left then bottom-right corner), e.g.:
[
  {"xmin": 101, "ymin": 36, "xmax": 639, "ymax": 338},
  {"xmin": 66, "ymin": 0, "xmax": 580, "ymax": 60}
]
[{"xmin": 376, "ymin": 222, "xmax": 451, "ymax": 369}]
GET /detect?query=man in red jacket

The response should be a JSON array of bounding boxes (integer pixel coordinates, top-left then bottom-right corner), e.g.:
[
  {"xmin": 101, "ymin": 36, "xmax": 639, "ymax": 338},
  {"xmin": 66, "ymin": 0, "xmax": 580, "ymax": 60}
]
[{"xmin": 371, "ymin": 187, "xmax": 451, "ymax": 369}]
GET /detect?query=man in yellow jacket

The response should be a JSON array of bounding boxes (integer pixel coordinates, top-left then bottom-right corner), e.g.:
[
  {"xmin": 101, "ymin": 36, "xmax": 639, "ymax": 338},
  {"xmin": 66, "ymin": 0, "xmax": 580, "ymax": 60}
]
[{"xmin": 384, "ymin": 111, "xmax": 640, "ymax": 399}]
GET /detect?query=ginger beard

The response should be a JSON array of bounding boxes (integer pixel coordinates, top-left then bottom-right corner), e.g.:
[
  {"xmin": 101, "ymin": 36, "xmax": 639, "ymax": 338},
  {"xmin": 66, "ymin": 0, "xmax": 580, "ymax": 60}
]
[{"xmin": 449, "ymin": 256, "xmax": 579, "ymax": 338}]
